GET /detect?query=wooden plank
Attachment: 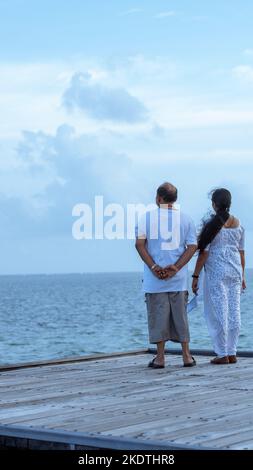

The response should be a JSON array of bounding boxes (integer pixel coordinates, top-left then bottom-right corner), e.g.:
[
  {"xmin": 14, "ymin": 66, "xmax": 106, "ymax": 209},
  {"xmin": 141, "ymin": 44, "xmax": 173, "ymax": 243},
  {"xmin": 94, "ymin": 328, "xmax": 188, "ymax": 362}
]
[
  {"xmin": 188, "ymin": 427, "xmax": 253, "ymax": 449},
  {"xmin": 67, "ymin": 400, "xmax": 252, "ymax": 435},
  {"xmin": 0, "ymin": 424, "xmax": 204, "ymax": 450},
  {"xmin": 123, "ymin": 407, "xmax": 253, "ymax": 444},
  {"xmin": 0, "ymin": 349, "xmax": 149, "ymax": 372},
  {"xmin": 0, "ymin": 353, "xmax": 252, "ymax": 450},
  {"xmin": 23, "ymin": 389, "xmax": 250, "ymax": 432}
]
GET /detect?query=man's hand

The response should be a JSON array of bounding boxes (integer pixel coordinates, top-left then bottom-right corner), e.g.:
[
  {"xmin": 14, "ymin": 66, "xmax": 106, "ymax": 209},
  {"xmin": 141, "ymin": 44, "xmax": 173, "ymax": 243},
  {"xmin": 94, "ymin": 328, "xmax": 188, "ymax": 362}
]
[
  {"xmin": 242, "ymin": 277, "xmax": 247, "ymax": 290},
  {"xmin": 152, "ymin": 265, "xmax": 165, "ymax": 279},
  {"xmin": 159, "ymin": 264, "xmax": 178, "ymax": 280}
]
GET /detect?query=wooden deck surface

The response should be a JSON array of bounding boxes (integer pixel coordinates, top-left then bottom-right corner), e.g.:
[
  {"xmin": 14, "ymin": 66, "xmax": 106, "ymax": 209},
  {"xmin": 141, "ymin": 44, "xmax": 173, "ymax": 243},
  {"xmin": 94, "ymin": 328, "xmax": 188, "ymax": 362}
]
[{"xmin": 0, "ymin": 350, "xmax": 253, "ymax": 450}]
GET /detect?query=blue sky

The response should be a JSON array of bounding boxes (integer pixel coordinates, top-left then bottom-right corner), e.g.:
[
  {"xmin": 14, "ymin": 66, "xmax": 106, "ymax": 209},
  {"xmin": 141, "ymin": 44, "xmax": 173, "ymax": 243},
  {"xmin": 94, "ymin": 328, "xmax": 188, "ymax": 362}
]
[{"xmin": 0, "ymin": 0, "xmax": 253, "ymax": 273}]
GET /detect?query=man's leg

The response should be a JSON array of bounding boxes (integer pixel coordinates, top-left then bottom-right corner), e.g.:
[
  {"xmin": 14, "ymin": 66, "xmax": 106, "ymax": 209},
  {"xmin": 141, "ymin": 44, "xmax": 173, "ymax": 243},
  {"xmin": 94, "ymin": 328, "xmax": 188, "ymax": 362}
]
[
  {"xmin": 146, "ymin": 293, "xmax": 169, "ymax": 367},
  {"xmin": 169, "ymin": 292, "xmax": 194, "ymax": 365},
  {"xmin": 155, "ymin": 341, "xmax": 165, "ymax": 366},
  {"xmin": 181, "ymin": 341, "xmax": 194, "ymax": 365}
]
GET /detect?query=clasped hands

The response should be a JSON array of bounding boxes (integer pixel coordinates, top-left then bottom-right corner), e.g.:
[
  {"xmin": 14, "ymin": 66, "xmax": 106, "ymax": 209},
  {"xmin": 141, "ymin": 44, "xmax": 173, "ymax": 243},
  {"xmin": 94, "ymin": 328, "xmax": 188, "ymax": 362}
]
[{"xmin": 152, "ymin": 264, "xmax": 178, "ymax": 280}]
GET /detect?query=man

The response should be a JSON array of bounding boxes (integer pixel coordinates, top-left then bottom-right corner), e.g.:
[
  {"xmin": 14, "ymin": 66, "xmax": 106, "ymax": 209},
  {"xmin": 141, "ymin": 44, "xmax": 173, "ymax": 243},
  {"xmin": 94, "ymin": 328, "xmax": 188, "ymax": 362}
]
[{"xmin": 135, "ymin": 182, "xmax": 197, "ymax": 368}]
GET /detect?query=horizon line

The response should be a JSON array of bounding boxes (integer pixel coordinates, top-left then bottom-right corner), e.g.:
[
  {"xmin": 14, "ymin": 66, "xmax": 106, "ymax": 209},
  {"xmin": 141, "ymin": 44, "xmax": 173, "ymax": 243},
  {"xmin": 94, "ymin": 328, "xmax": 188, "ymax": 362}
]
[{"xmin": 0, "ymin": 268, "xmax": 252, "ymax": 277}]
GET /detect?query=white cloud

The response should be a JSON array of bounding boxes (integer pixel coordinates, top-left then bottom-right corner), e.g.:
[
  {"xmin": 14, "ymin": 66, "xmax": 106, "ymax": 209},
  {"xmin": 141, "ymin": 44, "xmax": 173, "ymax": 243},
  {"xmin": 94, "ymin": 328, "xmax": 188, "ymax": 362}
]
[
  {"xmin": 155, "ymin": 11, "xmax": 176, "ymax": 19},
  {"xmin": 0, "ymin": 61, "xmax": 149, "ymax": 138},
  {"xmin": 0, "ymin": 62, "xmax": 73, "ymax": 94},
  {"xmin": 174, "ymin": 107, "xmax": 253, "ymax": 128},
  {"xmin": 0, "ymin": 122, "xmax": 154, "ymax": 243},
  {"xmin": 233, "ymin": 65, "xmax": 253, "ymax": 82},
  {"xmin": 0, "ymin": 62, "xmax": 73, "ymax": 139},
  {"xmin": 243, "ymin": 49, "xmax": 253, "ymax": 57},
  {"xmin": 63, "ymin": 72, "xmax": 148, "ymax": 123},
  {"xmin": 141, "ymin": 86, "xmax": 253, "ymax": 129},
  {"xmin": 98, "ymin": 56, "xmax": 179, "ymax": 96},
  {"xmin": 2, "ymin": 121, "xmax": 253, "ymax": 235},
  {"xmin": 1, "ymin": 83, "xmax": 253, "ymax": 269},
  {"xmin": 2, "ymin": 57, "xmax": 253, "ymax": 148}
]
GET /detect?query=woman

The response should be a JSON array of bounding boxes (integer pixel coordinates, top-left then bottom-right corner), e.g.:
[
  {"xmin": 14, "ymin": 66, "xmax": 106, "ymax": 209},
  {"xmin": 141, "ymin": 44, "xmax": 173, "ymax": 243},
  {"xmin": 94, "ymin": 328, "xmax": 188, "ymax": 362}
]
[{"xmin": 192, "ymin": 188, "xmax": 246, "ymax": 364}]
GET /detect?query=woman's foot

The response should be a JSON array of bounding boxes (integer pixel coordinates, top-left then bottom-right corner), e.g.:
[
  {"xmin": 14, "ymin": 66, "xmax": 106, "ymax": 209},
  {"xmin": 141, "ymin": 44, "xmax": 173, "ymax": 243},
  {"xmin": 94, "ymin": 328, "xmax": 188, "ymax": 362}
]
[
  {"xmin": 228, "ymin": 355, "xmax": 237, "ymax": 364},
  {"xmin": 210, "ymin": 356, "xmax": 229, "ymax": 364}
]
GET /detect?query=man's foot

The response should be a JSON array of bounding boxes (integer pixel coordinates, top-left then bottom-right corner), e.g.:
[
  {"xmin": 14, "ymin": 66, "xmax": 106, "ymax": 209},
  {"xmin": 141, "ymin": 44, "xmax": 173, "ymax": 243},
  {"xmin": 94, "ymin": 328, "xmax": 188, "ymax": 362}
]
[
  {"xmin": 210, "ymin": 356, "xmax": 229, "ymax": 365},
  {"xmin": 228, "ymin": 355, "xmax": 237, "ymax": 364},
  {"xmin": 183, "ymin": 356, "xmax": 196, "ymax": 367},
  {"xmin": 148, "ymin": 357, "xmax": 165, "ymax": 369}
]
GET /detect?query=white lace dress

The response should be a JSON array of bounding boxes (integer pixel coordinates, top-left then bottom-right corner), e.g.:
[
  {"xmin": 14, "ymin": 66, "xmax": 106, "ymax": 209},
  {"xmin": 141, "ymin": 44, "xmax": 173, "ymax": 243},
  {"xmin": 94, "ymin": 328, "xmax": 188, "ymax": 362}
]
[{"xmin": 204, "ymin": 225, "xmax": 245, "ymax": 357}]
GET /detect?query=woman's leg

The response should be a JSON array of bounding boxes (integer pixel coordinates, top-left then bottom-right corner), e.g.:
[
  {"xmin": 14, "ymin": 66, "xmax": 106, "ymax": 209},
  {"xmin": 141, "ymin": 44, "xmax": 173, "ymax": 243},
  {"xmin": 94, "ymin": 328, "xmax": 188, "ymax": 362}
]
[
  {"xmin": 227, "ymin": 281, "xmax": 241, "ymax": 356},
  {"xmin": 204, "ymin": 276, "xmax": 229, "ymax": 357}
]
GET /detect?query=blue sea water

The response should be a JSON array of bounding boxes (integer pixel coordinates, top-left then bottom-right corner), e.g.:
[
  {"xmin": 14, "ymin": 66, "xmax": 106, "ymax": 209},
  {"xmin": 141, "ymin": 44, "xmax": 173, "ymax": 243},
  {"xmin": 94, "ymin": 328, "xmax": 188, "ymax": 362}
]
[{"xmin": 0, "ymin": 271, "xmax": 252, "ymax": 365}]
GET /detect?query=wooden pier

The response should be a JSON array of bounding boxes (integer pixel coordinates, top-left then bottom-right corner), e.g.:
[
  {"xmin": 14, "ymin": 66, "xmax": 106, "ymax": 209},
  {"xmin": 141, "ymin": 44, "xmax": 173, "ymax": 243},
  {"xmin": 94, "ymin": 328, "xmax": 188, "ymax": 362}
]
[{"xmin": 0, "ymin": 349, "xmax": 253, "ymax": 450}]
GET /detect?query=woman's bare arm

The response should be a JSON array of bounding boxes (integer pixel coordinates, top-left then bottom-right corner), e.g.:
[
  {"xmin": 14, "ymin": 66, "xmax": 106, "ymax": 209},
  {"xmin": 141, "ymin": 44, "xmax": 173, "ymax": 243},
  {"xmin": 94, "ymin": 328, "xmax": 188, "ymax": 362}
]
[
  {"xmin": 240, "ymin": 250, "xmax": 246, "ymax": 289},
  {"xmin": 193, "ymin": 251, "xmax": 209, "ymax": 277},
  {"xmin": 192, "ymin": 251, "xmax": 209, "ymax": 294}
]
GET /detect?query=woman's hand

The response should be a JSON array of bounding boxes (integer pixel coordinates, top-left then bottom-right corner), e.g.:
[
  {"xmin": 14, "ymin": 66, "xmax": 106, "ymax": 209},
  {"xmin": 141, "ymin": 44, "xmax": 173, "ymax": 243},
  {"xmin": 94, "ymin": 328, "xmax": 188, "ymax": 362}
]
[
  {"xmin": 192, "ymin": 278, "xmax": 199, "ymax": 294},
  {"xmin": 242, "ymin": 278, "xmax": 247, "ymax": 290}
]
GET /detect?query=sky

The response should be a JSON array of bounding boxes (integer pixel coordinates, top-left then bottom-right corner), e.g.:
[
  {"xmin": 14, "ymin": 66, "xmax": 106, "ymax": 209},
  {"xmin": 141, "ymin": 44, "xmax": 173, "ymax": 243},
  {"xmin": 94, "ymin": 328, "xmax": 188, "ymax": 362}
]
[{"xmin": 0, "ymin": 0, "xmax": 253, "ymax": 274}]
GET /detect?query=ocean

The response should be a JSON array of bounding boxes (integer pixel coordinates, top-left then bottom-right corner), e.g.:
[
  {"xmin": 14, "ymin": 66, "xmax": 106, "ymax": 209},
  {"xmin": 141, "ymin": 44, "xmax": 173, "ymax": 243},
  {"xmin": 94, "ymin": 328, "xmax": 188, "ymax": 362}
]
[{"xmin": 0, "ymin": 271, "xmax": 252, "ymax": 365}]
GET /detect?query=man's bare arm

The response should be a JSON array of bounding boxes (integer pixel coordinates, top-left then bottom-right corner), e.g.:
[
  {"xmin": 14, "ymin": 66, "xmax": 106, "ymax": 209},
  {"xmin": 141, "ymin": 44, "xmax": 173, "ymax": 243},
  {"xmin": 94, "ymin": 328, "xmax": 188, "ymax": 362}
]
[
  {"xmin": 135, "ymin": 238, "xmax": 155, "ymax": 269},
  {"xmin": 135, "ymin": 238, "xmax": 163, "ymax": 278},
  {"xmin": 174, "ymin": 245, "xmax": 198, "ymax": 271},
  {"xmin": 161, "ymin": 245, "xmax": 197, "ymax": 280}
]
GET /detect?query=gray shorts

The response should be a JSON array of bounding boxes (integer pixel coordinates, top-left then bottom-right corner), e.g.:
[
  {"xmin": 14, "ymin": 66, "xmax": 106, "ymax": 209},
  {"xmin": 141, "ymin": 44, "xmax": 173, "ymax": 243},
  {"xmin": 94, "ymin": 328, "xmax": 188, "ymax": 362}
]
[{"xmin": 145, "ymin": 291, "xmax": 190, "ymax": 344}]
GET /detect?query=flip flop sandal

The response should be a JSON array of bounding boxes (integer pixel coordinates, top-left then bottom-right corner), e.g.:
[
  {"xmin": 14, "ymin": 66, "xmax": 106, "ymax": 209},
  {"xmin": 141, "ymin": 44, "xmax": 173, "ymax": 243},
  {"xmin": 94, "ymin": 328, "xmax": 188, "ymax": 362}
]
[
  {"xmin": 183, "ymin": 357, "xmax": 196, "ymax": 367},
  {"xmin": 148, "ymin": 358, "xmax": 165, "ymax": 369}
]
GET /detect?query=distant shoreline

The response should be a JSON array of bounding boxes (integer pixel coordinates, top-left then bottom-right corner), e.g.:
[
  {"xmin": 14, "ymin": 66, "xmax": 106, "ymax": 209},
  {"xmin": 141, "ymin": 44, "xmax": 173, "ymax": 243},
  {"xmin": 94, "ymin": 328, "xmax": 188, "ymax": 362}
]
[
  {"xmin": 0, "ymin": 271, "xmax": 144, "ymax": 277},
  {"xmin": 0, "ymin": 269, "xmax": 253, "ymax": 277}
]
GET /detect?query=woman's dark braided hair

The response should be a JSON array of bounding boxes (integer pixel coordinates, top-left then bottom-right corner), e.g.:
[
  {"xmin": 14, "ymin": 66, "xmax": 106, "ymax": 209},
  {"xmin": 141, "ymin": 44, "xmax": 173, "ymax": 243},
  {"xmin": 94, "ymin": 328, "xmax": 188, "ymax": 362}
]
[{"xmin": 198, "ymin": 188, "xmax": 232, "ymax": 252}]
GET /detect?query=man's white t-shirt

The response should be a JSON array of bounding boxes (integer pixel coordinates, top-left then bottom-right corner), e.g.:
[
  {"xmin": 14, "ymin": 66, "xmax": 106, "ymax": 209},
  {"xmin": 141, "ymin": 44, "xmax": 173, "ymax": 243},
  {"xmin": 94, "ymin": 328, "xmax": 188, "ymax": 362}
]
[{"xmin": 136, "ymin": 207, "xmax": 197, "ymax": 293}]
